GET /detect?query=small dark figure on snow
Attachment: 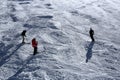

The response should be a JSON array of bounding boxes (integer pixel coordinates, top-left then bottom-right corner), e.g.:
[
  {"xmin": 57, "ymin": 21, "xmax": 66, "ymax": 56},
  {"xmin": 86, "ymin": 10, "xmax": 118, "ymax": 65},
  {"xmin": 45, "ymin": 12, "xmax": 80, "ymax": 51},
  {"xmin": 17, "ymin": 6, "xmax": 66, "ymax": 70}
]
[
  {"xmin": 21, "ymin": 30, "xmax": 27, "ymax": 43},
  {"xmin": 89, "ymin": 28, "xmax": 95, "ymax": 42},
  {"xmin": 32, "ymin": 38, "xmax": 38, "ymax": 55}
]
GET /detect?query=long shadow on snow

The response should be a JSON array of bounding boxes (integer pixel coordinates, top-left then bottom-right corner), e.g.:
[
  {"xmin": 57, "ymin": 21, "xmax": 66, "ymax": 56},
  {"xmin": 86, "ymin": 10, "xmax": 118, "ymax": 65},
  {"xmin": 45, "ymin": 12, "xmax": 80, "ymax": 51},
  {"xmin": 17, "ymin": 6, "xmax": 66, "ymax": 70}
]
[
  {"xmin": 0, "ymin": 43, "xmax": 23, "ymax": 67},
  {"xmin": 86, "ymin": 41, "xmax": 95, "ymax": 63},
  {"xmin": 0, "ymin": 43, "xmax": 13, "ymax": 57},
  {"xmin": 8, "ymin": 56, "xmax": 34, "ymax": 80}
]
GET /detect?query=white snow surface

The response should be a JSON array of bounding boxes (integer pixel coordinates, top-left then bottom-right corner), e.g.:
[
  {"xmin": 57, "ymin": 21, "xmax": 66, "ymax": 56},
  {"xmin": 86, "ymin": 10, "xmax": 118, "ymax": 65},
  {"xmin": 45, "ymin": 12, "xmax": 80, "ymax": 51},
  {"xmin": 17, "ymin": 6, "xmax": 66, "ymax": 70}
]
[{"xmin": 0, "ymin": 0, "xmax": 120, "ymax": 80}]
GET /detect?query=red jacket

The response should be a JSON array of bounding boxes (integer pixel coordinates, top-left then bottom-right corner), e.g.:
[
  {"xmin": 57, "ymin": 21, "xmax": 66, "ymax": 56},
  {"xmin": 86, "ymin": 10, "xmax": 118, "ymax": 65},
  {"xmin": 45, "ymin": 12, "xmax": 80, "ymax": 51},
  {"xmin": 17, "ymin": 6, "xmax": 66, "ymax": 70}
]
[{"xmin": 32, "ymin": 38, "xmax": 38, "ymax": 48}]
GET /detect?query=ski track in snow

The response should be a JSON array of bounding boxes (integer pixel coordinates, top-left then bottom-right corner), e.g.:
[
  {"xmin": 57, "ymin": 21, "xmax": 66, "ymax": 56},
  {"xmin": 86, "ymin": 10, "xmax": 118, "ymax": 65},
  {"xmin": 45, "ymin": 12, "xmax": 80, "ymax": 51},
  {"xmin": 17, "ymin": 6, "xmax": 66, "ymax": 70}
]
[{"xmin": 0, "ymin": 0, "xmax": 120, "ymax": 80}]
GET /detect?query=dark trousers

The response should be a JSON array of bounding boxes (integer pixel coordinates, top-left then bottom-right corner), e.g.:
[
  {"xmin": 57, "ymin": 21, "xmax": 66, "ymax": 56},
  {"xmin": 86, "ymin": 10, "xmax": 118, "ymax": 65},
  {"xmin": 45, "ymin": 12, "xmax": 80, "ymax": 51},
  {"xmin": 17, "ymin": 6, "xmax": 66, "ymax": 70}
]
[
  {"xmin": 90, "ymin": 35, "xmax": 95, "ymax": 42},
  {"xmin": 22, "ymin": 36, "xmax": 25, "ymax": 43},
  {"xmin": 33, "ymin": 47, "xmax": 37, "ymax": 55}
]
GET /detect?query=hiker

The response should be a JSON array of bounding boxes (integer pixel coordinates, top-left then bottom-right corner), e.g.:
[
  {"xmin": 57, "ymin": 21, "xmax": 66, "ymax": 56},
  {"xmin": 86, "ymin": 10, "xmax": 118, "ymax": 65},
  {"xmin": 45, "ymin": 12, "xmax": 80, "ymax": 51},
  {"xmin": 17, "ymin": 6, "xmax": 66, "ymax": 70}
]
[
  {"xmin": 21, "ymin": 30, "xmax": 26, "ymax": 43},
  {"xmin": 89, "ymin": 28, "xmax": 95, "ymax": 42},
  {"xmin": 32, "ymin": 38, "xmax": 38, "ymax": 55}
]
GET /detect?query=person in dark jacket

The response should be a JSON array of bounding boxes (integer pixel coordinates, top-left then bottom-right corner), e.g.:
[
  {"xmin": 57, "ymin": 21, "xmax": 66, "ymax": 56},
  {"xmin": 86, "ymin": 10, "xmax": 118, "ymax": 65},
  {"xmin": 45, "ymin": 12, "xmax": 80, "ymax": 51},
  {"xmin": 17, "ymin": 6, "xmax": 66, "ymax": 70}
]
[
  {"xmin": 32, "ymin": 38, "xmax": 38, "ymax": 55},
  {"xmin": 89, "ymin": 28, "xmax": 95, "ymax": 42},
  {"xmin": 21, "ymin": 30, "xmax": 26, "ymax": 43}
]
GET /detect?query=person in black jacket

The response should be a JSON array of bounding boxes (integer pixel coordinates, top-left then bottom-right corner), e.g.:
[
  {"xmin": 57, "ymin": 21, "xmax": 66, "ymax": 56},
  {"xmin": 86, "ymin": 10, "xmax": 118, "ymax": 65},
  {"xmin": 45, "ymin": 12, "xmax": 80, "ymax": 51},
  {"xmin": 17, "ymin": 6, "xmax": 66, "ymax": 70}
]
[
  {"xmin": 89, "ymin": 28, "xmax": 95, "ymax": 42},
  {"xmin": 21, "ymin": 30, "xmax": 26, "ymax": 43}
]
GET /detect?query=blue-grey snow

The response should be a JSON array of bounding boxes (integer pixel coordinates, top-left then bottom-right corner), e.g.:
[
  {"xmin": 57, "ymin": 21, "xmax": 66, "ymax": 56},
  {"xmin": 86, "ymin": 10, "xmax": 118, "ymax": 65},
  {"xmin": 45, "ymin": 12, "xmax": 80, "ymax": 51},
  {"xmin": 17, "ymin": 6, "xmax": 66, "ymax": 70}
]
[{"xmin": 0, "ymin": 0, "xmax": 120, "ymax": 80}]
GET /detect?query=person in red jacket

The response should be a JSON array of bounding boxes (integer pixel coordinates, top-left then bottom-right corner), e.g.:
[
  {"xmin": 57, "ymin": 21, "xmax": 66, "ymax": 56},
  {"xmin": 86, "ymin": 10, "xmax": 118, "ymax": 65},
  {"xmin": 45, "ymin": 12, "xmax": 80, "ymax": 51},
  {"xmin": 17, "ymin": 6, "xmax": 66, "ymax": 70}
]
[{"xmin": 32, "ymin": 38, "xmax": 38, "ymax": 55}]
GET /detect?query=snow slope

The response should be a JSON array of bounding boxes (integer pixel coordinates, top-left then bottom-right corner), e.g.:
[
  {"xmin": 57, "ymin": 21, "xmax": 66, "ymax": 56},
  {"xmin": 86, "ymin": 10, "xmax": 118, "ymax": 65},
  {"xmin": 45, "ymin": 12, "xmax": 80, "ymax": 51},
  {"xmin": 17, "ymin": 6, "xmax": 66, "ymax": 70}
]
[{"xmin": 0, "ymin": 0, "xmax": 120, "ymax": 80}]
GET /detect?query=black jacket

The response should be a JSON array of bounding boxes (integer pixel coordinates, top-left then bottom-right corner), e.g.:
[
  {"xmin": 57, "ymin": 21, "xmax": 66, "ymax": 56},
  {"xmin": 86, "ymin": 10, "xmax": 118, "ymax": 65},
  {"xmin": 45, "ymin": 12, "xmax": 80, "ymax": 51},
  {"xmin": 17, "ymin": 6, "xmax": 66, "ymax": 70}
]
[
  {"xmin": 21, "ymin": 30, "xmax": 26, "ymax": 36},
  {"xmin": 89, "ymin": 29, "xmax": 94, "ymax": 36}
]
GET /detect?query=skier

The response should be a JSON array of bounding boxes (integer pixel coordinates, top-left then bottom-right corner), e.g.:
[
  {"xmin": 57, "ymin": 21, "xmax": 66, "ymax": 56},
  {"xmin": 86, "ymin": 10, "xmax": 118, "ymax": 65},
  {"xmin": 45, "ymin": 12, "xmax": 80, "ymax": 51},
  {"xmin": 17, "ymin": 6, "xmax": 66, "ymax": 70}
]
[
  {"xmin": 21, "ymin": 30, "xmax": 27, "ymax": 43},
  {"xmin": 89, "ymin": 28, "xmax": 95, "ymax": 42},
  {"xmin": 32, "ymin": 38, "xmax": 38, "ymax": 55}
]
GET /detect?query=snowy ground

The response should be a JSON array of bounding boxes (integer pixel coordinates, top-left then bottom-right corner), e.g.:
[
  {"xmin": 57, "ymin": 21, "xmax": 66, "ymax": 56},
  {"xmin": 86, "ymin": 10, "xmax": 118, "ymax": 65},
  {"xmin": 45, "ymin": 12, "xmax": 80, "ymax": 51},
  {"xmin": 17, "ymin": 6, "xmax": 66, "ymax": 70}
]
[{"xmin": 0, "ymin": 0, "xmax": 120, "ymax": 80}]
